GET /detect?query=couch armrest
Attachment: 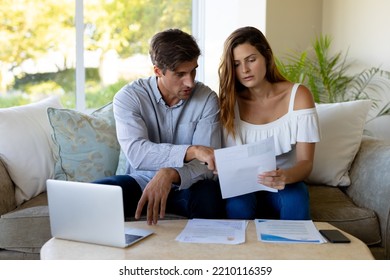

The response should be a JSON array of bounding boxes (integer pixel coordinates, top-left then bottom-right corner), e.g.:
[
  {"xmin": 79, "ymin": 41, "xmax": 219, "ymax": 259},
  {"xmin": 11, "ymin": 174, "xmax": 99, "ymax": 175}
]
[
  {"xmin": 347, "ymin": 136, "xmax": 390, "ymax": 258},
  {"xmin": 0, "ymin": 157, "xmax": 16, "ymax": 215}
]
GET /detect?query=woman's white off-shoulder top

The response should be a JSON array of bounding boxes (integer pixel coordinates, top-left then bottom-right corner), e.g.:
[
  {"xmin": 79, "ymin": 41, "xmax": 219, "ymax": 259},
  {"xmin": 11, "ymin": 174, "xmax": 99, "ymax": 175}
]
[{"xmin": 222, "ymin": 83, "xmax": 321, "ymax": 169}]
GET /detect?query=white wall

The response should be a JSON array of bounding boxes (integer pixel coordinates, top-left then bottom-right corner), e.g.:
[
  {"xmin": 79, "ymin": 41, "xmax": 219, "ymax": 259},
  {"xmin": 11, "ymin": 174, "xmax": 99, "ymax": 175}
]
[
  {"xmin": 323, "ymin": 0, "xmax": 390, "ymax": 72},
  {"xmin": 265, "ymin": 0, "xmax": 390, "ymax": 72},
  {"xmin": 193, "ymin": 0, "xmax": 390, "ymax": 96},
  {"xmin": 322, "ymin": 0, "xmax": 390, "ymax": 139},
  {"xmin": 193, "ymin": 0, "xmax": 266, "ymax": 92},
  {"xmin": 265, "ymin": 0, "xmax": 323, "ymax": 58}
]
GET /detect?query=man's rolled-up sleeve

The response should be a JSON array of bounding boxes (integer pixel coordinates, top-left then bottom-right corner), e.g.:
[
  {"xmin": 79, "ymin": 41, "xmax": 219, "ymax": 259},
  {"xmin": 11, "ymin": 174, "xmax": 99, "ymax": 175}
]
[{"xmin": 175, "ymin": 92, "xmax": 221, "ymax": 189}]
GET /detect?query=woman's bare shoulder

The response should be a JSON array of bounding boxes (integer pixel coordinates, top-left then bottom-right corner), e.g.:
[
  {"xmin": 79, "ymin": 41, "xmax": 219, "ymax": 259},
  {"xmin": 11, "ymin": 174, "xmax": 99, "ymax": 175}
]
[{"xmin": 293, "ymin": 84, "xmax": 315, "ymax": 110}]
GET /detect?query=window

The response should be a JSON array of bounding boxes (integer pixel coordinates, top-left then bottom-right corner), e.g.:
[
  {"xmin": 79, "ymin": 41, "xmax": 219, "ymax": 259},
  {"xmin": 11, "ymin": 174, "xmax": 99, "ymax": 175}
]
[
  {"xmin": 1, "ymin": 0, "xmax": 266, "ymax": 110},
  {"xmin": 0, "ymin": 0, "xmax": 76, "ymax": 108},
  {"xmin": 192, "ymin": 0, "xmax": 266, "ymax": 92},
  {"xmin": 0, "ymin": 0, "xmax": 192, "ymax": 110}
]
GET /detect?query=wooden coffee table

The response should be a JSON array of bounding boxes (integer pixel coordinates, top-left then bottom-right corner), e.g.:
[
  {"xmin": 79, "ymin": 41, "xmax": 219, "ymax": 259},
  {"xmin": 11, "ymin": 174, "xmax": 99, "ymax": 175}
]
[{"xmin": 40, "ymin": 220, "xmax": 374, "ymax": 260}]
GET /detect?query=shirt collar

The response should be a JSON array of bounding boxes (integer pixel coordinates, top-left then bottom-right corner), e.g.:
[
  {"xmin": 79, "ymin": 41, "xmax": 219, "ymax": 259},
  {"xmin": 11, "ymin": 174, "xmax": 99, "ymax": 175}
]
[
  {"xmin": 151, "ymin": 76, "xmax": 162, "ymax": 103},
  {"xmin": 151, "ymin": 76, "xmax": 186, "ymax": 108}
]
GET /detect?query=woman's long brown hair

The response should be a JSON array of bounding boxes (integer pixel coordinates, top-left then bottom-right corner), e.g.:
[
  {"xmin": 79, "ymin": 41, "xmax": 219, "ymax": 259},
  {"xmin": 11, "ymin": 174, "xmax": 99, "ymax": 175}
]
[{"xmin": 218, "ymin": 26, "xmax": 286, "ymax": 137}]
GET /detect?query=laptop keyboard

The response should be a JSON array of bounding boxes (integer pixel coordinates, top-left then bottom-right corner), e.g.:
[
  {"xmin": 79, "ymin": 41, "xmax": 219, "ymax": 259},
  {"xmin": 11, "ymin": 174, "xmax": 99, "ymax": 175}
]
[{"xmin": 125, "ymin": 234, "xmax": 143, "ymax": 244}]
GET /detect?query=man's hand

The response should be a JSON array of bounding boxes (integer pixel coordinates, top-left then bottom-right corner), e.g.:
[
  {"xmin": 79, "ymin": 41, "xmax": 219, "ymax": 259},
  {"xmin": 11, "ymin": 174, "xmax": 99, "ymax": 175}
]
[
  {"xmin": 135, "ymin": 168, "xmax": 179, "ymax": 225},
  {"xmin": 185, "ymin": 145, "xmax": 216, "ymax": 171}
]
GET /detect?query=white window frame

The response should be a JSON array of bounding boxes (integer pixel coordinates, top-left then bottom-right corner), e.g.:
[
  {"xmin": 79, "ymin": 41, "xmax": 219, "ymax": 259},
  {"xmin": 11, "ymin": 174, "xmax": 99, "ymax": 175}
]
[
  {"xmin": 192, "ymin": 0, "xmax": 205, "ymax": 83},
  {"xmin": 75, "ymin": 0, "xmax": 85, "ymax": 112}
]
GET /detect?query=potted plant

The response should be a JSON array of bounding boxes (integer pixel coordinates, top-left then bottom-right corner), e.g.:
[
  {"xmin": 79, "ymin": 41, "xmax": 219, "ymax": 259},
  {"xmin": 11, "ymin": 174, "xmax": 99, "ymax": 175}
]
[{"xmin": 276, "ymin": 35, "xmax": 390, "ymax": 119}]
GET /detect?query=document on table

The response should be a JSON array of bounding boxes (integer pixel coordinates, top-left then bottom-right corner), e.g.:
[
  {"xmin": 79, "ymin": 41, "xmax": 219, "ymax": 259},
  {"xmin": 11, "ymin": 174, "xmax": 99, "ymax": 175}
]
[
  {"xmin": 214, "ymin": 137, "xmax": 277, "ymax": 199},
  {"xmin": 255, "ymin": 219, "xmax": 326, "ymax": 244},
  {"xmin": 175, "ymin": 219, "xmax": 247, "ymax": 245}
]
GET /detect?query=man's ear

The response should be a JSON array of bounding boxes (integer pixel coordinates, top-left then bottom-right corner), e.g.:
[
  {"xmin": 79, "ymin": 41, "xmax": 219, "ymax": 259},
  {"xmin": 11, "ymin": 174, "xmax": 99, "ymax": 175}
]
[{"xmin": 154, "ymin": 65, "xmax": 163, "ymax": 77}]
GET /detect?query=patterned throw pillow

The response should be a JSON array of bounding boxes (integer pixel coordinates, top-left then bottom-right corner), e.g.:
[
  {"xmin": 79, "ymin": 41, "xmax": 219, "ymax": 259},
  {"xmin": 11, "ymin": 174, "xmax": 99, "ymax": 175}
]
[{"xmin": 47, "ymin": 103, "xmax": 120, "ymax": 182}]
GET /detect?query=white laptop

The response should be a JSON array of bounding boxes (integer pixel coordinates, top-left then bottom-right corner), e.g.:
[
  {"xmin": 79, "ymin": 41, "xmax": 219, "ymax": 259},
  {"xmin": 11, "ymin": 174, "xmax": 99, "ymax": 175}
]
[{"xmin": 46, "ymin": 179, "xmax": 153, "ymax": 248}]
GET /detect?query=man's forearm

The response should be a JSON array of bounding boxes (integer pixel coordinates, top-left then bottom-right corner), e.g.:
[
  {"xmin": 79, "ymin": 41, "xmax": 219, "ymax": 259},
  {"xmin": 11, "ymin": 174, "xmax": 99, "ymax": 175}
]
[
  {"xmin": 184, "ymin": 145, "xmax": 198, "ymax": 162},
  {"xmin": 158, "ymin": 168, "xmax": 181, "ymax": 185},
  {"xmin": 184, "ymin": 145, "xmax": 216, "ymax": 171}
]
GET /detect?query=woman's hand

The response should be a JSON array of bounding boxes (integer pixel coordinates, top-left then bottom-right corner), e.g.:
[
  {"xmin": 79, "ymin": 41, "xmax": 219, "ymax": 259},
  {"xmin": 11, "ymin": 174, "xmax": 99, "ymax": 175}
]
[{"xmin": 258, "ymin": 169, "xmax": 286, "ymax": 190}]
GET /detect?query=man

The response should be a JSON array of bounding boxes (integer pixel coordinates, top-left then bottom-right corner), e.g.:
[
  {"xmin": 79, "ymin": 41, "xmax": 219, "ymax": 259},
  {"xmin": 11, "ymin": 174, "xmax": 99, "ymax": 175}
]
[{"xmin": 96, "ymin": 29, "xmax": 224, "ymax": 225}]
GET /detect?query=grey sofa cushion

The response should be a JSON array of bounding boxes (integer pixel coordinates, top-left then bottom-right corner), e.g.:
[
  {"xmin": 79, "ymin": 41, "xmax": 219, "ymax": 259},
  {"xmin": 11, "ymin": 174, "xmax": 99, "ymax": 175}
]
[
  {"xmin": 309, "ymin": 186, "xmax": 381, "ymax": 246},
  {"xmin": 0, "ymin": 249, "xmax": 41, "ymax": 260},
  {"xmin": 347, "ymin": 137, "xmax": 390, "ymax": 256},
  {"xmin": 0, "ymin": 205, "xmax": 51, "ymax": 254}
]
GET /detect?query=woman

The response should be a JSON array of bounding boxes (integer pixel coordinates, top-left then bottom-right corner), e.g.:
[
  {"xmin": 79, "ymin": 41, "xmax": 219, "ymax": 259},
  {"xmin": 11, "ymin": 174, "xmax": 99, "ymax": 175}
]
[{"xmin": 218, "ymin": 26, "xmax": 320, "ymax": 220}]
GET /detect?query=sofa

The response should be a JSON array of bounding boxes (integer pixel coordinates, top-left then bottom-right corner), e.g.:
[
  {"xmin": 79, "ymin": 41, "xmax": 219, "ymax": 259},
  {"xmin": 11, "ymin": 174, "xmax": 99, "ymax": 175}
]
[{"xmin": 0, "ymin": 97, "xmax": 389, "ymax": 260}]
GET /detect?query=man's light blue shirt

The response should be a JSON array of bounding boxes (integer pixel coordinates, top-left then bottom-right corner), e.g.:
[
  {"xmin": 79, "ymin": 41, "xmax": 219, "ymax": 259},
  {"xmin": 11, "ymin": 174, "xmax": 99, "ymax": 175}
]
[{"xmin": 113, "ymin": 76, "xmax": 221, "ymax": 190}]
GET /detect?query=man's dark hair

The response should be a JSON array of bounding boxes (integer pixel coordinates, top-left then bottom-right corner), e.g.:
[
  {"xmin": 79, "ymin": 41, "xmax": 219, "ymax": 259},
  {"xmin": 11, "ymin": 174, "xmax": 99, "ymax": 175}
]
[{"xmin": 149, "ymin": 29, "xmax": 201, "ymax": 73}]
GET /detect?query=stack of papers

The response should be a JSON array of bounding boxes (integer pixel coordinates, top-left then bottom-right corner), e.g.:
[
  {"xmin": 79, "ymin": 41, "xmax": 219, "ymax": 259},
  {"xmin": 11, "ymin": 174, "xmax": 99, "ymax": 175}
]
[
  {"xmin": 255, "ymin": 219, "xmax": 326, "ymax": 243},
  {"xmin": 175, "ymin": 219, "xmax": 247, "ymax": 245},
  {"xmin": 176, "ymin": 219, "xmax": 326, "ymax": 245}
]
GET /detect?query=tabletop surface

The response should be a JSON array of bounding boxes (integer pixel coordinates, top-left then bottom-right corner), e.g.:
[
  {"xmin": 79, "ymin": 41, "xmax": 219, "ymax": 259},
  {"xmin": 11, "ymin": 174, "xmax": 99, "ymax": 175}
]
[{"xmin": 40, "ymin": 220, "xmax": 374, "ymax": 260}]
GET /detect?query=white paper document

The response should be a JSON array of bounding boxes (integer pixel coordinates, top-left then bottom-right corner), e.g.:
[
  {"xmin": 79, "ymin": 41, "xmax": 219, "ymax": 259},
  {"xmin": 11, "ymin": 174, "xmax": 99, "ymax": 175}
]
[
  {"xmin": 215, "ymin": 137, "xmax": 277, "ymax": 199},
  {"xmin": 255, "ymin": 219, "xmax": 326, "ymax": 243},
  {"xmin": 175, "ymin": 219, "xmax": 247, "ymax": 245}
]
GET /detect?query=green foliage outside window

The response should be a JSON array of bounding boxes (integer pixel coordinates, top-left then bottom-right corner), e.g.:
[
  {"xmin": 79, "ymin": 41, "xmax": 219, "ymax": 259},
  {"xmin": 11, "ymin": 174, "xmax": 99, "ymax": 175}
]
[{"xmin": 0, "ymin": 0, "xmax": 192, "ymax": 109}]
